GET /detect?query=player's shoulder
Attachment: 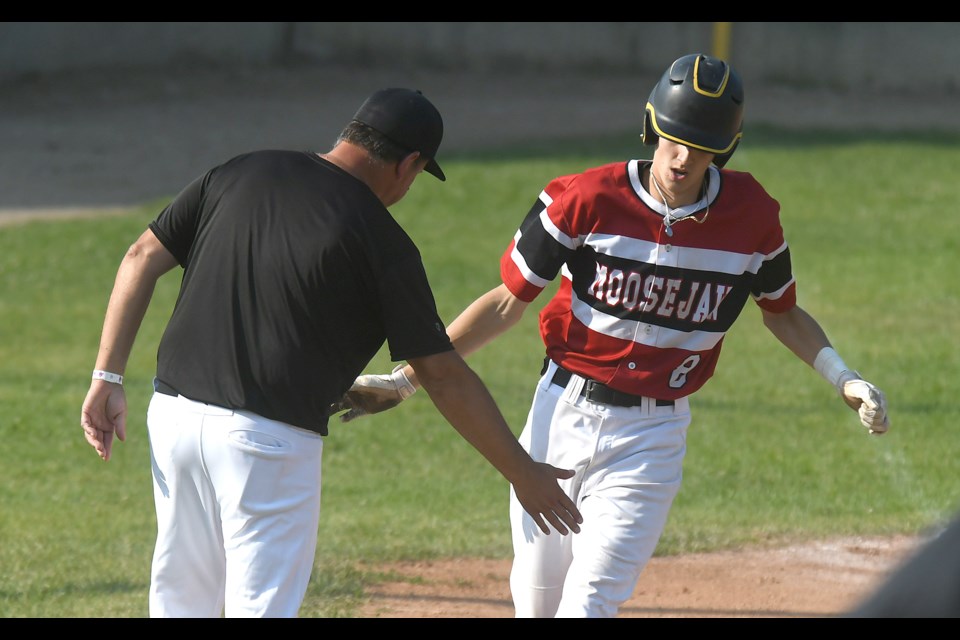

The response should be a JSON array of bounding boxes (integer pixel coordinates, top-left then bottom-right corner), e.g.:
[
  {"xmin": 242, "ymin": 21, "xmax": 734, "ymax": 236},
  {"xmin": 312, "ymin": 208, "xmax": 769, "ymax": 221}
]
[
  {"xmin": 546, "ymin": 160, "xmax": 628, "ymax": 191},
  {"xmin": 718, "ymin": 167, "xmax": 767, "ymax": 189},
  {"xmin": 577, "ymin": 160, "xmax": 629, "ymax": 181},
  {"xmin": 719, "ymin": 167, "xmax": 778, "ymax": 205}
]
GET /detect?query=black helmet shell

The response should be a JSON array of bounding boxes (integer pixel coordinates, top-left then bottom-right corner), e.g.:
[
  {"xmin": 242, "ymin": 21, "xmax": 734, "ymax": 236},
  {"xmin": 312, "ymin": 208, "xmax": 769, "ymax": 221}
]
[{"xmin": 643, "ymin": 53, "xmax": 744, "ymax": 166}]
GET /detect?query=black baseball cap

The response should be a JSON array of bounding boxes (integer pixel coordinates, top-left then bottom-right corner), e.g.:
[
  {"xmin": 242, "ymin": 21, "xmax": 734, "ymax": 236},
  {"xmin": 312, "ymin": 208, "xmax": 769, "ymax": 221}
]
[{"xmin": 352, "ymin": 88, "xmax": 446, "ymax": 181}]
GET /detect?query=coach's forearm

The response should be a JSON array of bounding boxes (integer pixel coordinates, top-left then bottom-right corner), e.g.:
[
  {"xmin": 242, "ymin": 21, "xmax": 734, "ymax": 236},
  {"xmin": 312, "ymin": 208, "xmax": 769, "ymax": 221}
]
[
  {"xmin": 96, "ymin": 231, "xmax": 177, "ymax": 372},
  {"xmin": 414, "ymin": 352, "xmax": 531, "ymax": 480},
  {"xmin": 433, "ymin": 380, "xmax": 531, "ymax": 479}
]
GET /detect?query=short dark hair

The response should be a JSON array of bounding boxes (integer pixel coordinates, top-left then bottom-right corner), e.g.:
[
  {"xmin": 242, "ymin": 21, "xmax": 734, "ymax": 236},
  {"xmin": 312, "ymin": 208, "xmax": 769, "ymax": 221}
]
[{"xmin": 337, "ymin": 120, "xmax": 410, "ymax": 165}]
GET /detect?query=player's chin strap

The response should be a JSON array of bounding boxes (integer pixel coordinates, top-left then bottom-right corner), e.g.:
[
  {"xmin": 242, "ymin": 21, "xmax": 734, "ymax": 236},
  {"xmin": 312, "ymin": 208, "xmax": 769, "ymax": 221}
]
[{"xmin": 814, "ymin": 347, "xmax": 890, "ymax": 435}]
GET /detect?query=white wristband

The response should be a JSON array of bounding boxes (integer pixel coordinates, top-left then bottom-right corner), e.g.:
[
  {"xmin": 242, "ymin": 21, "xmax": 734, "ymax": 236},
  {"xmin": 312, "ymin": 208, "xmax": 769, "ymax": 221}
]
[
  {"xmin": 391, "ymin": 364, "xmax": 417, "ymax": 399},
  {"xmin": 92, "ymin": 369, "xmax": 124, "ymax": 385},
  {"xmin": 813, "ymin": 347, "xmax": 852, "ymax": 392}
]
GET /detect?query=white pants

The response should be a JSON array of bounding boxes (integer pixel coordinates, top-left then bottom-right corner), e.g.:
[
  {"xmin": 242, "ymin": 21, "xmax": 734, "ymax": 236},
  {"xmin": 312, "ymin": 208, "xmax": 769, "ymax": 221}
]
[
  {"xmin": 509, "ymin": 359, "xmax": 691, "ymax": 618},
  {"xmin": 146, "ymin": 391, "xmax": 324, "ymax": 617}
]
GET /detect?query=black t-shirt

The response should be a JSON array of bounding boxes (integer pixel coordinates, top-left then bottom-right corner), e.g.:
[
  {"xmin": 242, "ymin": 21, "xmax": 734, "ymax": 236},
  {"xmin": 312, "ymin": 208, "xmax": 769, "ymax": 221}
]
[{"xmin": 148, "ymin": 150, "xmax": 453, "ymax": 434}]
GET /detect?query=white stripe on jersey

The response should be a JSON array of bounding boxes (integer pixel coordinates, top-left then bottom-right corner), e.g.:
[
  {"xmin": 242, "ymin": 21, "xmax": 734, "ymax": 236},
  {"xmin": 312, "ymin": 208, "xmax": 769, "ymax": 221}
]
[
  {"xmin": 509, "ymin": 230, "xmax": 552, "ymax": 289},
  {"xmin": 755, "ymin": 279, "xmax": 795, "ymax": 302},
  {"xmin": 587, "ymin": 234, "xmax": 660, "ymax": 263},
  {"xmin": 538, "ymin": 196, "xmax": 579, "ymax": 251},
  {"xmin": 585, "ymin": 233, "xmax": 780, "ymax": 277}
]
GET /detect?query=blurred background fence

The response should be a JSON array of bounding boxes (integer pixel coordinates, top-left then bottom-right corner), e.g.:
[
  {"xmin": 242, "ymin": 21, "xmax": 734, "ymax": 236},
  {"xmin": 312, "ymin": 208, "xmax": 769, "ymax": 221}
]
[{"xmin": 3, "ymin": 22, "xmax": 959, "ymax": 94}]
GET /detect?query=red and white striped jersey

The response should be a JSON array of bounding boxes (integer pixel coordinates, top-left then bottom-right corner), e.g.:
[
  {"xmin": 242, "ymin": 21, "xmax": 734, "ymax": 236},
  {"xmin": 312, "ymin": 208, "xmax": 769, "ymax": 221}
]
[{"xmin": 500, "ymin": 159, "xmax": 796, "ymax": 400}]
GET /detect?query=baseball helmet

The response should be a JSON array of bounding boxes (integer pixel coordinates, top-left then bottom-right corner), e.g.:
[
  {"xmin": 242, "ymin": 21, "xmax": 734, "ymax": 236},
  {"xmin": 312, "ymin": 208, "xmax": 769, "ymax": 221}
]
[{"xmin": 642, "ymin": 53, "xmax": 744, "ymax": 168}]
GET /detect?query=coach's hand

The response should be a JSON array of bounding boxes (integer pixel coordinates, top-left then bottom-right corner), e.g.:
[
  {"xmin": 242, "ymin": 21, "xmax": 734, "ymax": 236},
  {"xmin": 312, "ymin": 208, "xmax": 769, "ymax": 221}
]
[
  {"xmin": 81, "ymin": 380, "xmax": 128, "ymax": 461},
  {"xmin": 513, "ymin": 463, "xmax": 582, "ymax": 536},
  {"xmin": 329, "ymin": 366, "xmax": 417, "ymax": 422},
  {"xmin": 838, "ymin": 372, "xmax": 890, "ymax": 435}
]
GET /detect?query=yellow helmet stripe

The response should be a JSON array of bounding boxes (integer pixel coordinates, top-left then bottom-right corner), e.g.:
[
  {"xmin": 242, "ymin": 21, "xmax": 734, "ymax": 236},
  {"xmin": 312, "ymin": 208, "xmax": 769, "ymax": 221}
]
[
  {"xmin": 644, "ymin": 102, "xmax": 742, "ymax": 155},
  {"xmin": 691, "ymin": 55, "xmax": 730, "ymax": 98}
]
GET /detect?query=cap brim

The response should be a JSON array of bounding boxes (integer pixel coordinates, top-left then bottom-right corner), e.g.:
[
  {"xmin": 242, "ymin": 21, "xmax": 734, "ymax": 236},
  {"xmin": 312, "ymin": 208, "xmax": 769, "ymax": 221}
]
[{"xmin": 425, "ymin": 158, "xmax": 445, "ymax": 182}]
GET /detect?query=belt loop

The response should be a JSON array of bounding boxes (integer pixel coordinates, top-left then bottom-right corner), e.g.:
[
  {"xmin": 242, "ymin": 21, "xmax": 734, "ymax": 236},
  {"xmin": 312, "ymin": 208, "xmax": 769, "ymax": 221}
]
[
  {"xmin": 540, "ymin": 357, "xmax": 556, "ymax": 385},
  {"xmin": 562, "ymin": 372, "xmax": 585, "ymax": 403}
]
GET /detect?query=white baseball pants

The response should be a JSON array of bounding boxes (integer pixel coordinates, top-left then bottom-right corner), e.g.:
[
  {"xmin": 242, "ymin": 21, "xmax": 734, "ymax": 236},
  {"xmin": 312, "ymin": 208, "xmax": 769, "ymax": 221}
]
[
  {"xmin": 509, "ymin": 359, "xmax": 691, "ymax": 618},
  {"xmin": 146, "ymin": 390, "xmax": 323, "ymax": 617}
]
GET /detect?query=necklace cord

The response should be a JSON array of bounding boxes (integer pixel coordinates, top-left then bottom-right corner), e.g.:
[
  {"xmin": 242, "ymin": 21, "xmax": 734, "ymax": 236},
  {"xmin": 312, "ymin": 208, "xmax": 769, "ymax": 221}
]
[{"xmin": 649, "ymin": 165, "xmax": 710, "ymax": 232}]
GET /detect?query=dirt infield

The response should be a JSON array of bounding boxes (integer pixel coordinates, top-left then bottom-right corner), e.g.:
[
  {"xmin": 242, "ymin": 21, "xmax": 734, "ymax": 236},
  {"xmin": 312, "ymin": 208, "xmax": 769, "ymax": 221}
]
[
  {"xmin": 6, "ymin": 62, "xmax": 952, "ymax": 618},
  {"xmin": 357, "ymin": 536, "xmax": 922, "ymax": 618}
]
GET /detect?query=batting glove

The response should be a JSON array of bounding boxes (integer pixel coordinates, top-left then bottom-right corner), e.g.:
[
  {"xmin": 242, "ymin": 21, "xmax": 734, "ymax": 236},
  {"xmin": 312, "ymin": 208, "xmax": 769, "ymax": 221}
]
[
  {"xmin": 328, "ymin": 365, "xmax": 417, "ymax": 423},
  {"xmin": 837, "ymin": 370, "xmax": 890, "ymax": 435}
]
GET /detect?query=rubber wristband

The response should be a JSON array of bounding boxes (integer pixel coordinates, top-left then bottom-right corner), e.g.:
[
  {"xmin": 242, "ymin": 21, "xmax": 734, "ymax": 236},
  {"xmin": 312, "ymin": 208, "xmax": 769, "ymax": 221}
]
[
  {"xmin": 391, "ymin": 364, "xmax": 417, "ymax": 399},
  {"xmin": 92, "ymin": 369, "xmax": 124, "ymax": 385}
]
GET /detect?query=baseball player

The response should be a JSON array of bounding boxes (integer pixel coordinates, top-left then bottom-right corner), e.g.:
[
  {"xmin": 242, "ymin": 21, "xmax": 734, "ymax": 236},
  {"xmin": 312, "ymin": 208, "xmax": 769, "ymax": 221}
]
[
  {"xmin": 331, "ymin": 54, "xmax": 891, "ymax": 618},
  {"xmin": 80, "ymin": 87, "xmax": 581, "ymax": 618}
]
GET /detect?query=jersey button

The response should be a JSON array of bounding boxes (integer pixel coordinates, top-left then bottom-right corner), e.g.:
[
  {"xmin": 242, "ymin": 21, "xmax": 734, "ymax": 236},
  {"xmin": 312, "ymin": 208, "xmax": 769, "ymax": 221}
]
[
  {"xmin": 627, "ymin": 362, "xmax": 637, "ymax": 370},
  {"xmin": 665, "ymin": 244, "xmax": 673, "ymax": 252}
]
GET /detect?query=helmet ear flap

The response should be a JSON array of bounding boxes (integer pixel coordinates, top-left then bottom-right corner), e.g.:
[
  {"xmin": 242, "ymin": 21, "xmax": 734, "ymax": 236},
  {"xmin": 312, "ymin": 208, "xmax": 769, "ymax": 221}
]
[
  {"xmin": 712, "ymin": 125, "xmax": 742, "ymax": 168},
  {"xmin": 642, "ymin": 105, "xmax": 658, "ymax": 146}
]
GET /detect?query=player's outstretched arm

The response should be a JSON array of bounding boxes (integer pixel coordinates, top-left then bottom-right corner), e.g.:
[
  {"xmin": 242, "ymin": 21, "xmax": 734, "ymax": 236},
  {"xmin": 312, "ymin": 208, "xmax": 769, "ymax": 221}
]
[{"xmin": 332, "ymin": 284, "xmax": 530, "ymax": 423}]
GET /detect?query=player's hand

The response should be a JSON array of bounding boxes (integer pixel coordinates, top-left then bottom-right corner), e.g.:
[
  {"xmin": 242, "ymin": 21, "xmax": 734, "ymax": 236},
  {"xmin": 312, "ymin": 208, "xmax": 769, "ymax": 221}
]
[
  {"xmin": 328, "ymin": 366, "xmax": 417, "ymax": 423},
  {"xmin": 838, "ymin": 372, "xmax": 890, "ymax": 435}
]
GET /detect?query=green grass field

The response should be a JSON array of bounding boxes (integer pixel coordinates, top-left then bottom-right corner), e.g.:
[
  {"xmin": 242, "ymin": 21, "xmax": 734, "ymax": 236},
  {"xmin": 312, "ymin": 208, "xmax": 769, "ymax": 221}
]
[{"xmin": 1, "ymin": 127, "xmax": 958, "ymax": 617}]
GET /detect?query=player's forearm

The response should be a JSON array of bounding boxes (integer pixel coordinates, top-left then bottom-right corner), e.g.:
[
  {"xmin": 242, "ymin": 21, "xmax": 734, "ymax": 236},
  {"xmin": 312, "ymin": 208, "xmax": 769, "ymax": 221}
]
[
  {"xmin": 761, "ymin": 305, "xmax": 832, "ymax": 368},
  {"xmin": 448, "ymin": 284, "xmax": 526, "ymax": 354},
  {"xmin": 405, "ymin": 284, "xmax": 527, "ymax": 388}
]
